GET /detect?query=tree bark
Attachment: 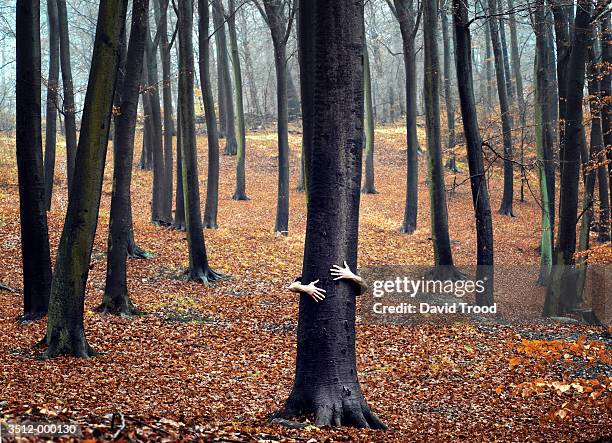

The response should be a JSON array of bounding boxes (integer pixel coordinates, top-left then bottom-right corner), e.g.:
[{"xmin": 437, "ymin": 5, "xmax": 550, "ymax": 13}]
[
  {"xmin": 198, "ymin": 0, "xmax": 221, "ymax": 228},
  {"xmin": 276, "ymin": 0, "xmax": 385, "ymax": 428},
  {"xmin": 487, "ymin": 0, "xmax": 514, "ymax": 216},
  {"xmin": 172, "ymin": 106, "xmax": 186, "ymax": 230},
  {"xmin": 441, "ymin": 5, "xmax": 457, "ymax": 172},
  {"xmin": 229, "ymin": 0, "xmax": 248, "ymax": 200},
  {"xmin": 212, "ymin": 0, "xmax": 238, "ymax": 155},
  {"xmin": 543, "ymin": 0, "xmax": 592, "ymax": 317},
  {"xmin": 178, "ymin": 0, "xmax": 222, "ymax": 283},
  {"xmin": 16, "ymin": 0, "xmax": 53, "ymax": 320},
  {"xmin": 453, "ymin": 0, "xmax": 494, "ymax": 305},
  {"xmin": 44, "ymin": 0, "xmax": 128, "ymax": 357},
  {"xmin": 56, "ymin": 0, "xmax": 78, "ymax": 193},
  {"xmin": 44, "ymin": 0, "xmax": 60, "ymax": 211},
  {"xmin": 601, "ymin": 12, "xmax": 612, "ymax": 215},
  {"xmin": 362, "ymin": 42, "xmax": 376, "ymax": 194}
]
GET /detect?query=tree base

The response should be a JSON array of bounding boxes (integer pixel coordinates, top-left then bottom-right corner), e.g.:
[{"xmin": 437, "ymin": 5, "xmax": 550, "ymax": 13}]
[
  {"xmin": 275, "ymin": 386, "xmax": 386, "ymax": 429},
  {"xmin": 361, "ymin": 187, "xmax": 378, "ymax": 194},
  {"xmin": 232, "ymin": 192, "xmax": 250, "ymax": 201},
  {"xmin": 426, "ymin": 265, "xmax": 465, "ymax": 282},
  {"xmin": 95, "ymin": 297, "xmax": 139, "ymax": 317},
  {"xmin": 42, "ymin": 329, "xmax": 98, "ymax": 359},
  {"xmin": 19, "ymin": 311, "xmax": 47, "ymax": 323},
  {"xmin": 203, "ymin": 220, "xmax": 219, "ymax": 229},
  {"xmin": 169, "ymin": 222, "xmax": 186, "ymax": 232},
  {"xmin": 187, "ymin": 267, "xmax": 226, "ymax": 284},
  {"xmin": 223, "ymin": 141, "xmax": 238, "ymax": 156},
  {"xmin": 399, "ymin": 223, "xmax": 416, "ymax": 234},
  {"xmin": 128, "ymin": 243, "xmax": 153, "ymax": 259},
  {"xmin": 152, "ymin": 218, "xmax": 173, "ymax": 227},
  {"xmin": 498, "ymin": 206, "xmax": 515, "ymax": 217},
  {"xmin": 296, "ymin": 184, "xmax": 305, "ymax": 193}
]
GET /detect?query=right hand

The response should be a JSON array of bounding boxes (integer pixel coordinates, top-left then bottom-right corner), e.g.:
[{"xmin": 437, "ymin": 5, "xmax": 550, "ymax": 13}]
[{"xmin": 304, "ymin": 279, "xmax": 326, "ymax": 302}]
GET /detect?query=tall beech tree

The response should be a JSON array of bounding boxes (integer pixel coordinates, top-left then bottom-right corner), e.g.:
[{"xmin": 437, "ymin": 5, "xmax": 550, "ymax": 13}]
[
  {"xmin": 602, "ymin": 12, "xmax": 612, "ymax": 211},
  {"xmin": 229, "ymin": 0, "xmax": 248, "ymax": 200},
  {"xmin": 44, "ymin": 0, "xmax": 60, "ymax": 211},
  {"xmin": 453, "ymin": 0, "xmax": 494, "ymax": 305},
  {"xmin": 212, "ymin": 0, "xmax": 238, "ymax": 155},
  {"xmin": 543, "ymin": 0, "xmax": 592, "ymax": 317},
  {"xmin": 99, "ymin": 0, "xmax": 149, "ymax": 316},
  {"xmin": 57, "ymin": 0, "xmax": 78, "ymax": 192},
  {"xmin": 178, "ymin": 0, "xmax": 222, "ymax": 283},
  {"xmin": 441, "ymin": 3, "xmax": 457, "ymax": 172},
  {"xmin": 487, "ymin": 0, "xmax": 514, "ymax": 216},
  {"xmin": 255, "ymin": 0, "xmax": 296, "ymax": 236},
  {"xmin": 275, "ymin": 0, "xmax": 385, "ymax": 428},
  {"xmin": 16, "ymin": 0, "xmax": 53, "ymax": 320},
  {"xmin": 172, "ymin": 106, "xmax": 186, "ymax": 230},
  {"xmin": 362, "ymin": 42, "xmax": 377, "ymax": 194},
  {"xmin": 386, "ymin": 0, "xmax": 420, "ymax": 234},
  {"xmin": 533, "ymin": 0, "xmax": 555, "ymax": 284},
  {"xmin": 424, "ymin": 0, "xmax": 462, "ymax": 280},
  {"xmin": 198, "ymin": 0, "xmax": 221, "ymax": 228},
  {"xmin": 44, "ymin": 0, "xmax": 128, "ymax": 358}
]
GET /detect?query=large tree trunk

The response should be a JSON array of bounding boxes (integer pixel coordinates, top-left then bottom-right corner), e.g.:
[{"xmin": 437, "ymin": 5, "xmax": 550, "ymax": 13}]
[
  {"xmin": 44, "ymin": 0, "xmax": 128, "ymax": 358},
  {"xmin": 543, "ymin": 0, "xmax": 592, "ymax": 317},
  {"xmin": 212, "ymin": 0, "xmax": 238, "ymax": 155},
  {"xmin": 453, "ymin": 0, "xmax": 494, "ymax": 305},
  {"xmin": 99, "ymin": 0, "xmax": 149, "ymax": 316},
  {"xmin": 57, "ymin": 0, "xmax": 78, "ymax": 193},
  {"xmin": 44, "ymin": 0, "xmax": 60, "ymax": 211},
  {"xmin": 362, "ymin": 42, "xmax": 376, "ymax": 194},
  {"xmin": 229, "ymin": 0, "xmax": 248, "ymax": 201},
  {"xmin": 277, "ymin": 0, "xmax": 385, "ymax": 428},
  {"xmin": 424, "ymin": 0, "xmax": 461, "ymax": 280},
  {"xmin": 16, "ymin": 0, "xmax": 53, "ymax": 320},
  {"xmin": 391, "ymin": 0, "xmax": 419, "ymax": 234},
  {"xmin": 601, "ymin": 12, "xmax": 612, "ymax": 215},
  {"xmin": 198, "ymin": 0, "xmax": 221, "ymax": 229},
  {"xmin": 551, "ymin": 0, "xmax": 571, "ymax": 162},
  {"xmin": 178, "ymin": 0, "xmax": 222, "ymax": 283},
  {"xmin": 533, "ymin": 0, "xmax": 555, "ymax": 285},
  {"xmin": 145, "ymin": 16, "xmax": 171, "ymax": 225},
  {"xmin": 487, "ymin": 0, "xmax": 514, "ymax": 216}
]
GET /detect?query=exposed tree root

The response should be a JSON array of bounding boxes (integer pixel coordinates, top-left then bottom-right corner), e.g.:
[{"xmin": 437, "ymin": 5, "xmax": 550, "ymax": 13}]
[
  {"xmin": 187, "ymin": 267, "xmax": 226, "ymax": 284},
  {"xmin": 42, "ymin": 330, "xmax": 98, "ymax": 359},
  {"xmin": 95, "ymin": 297, "xmax": 139, "ymax": 317},
  {"xmin": 361, "ymin": 188, "xmax": 378, "ymax": 194},
  {"xmin": 498, "ymin": 207, "xmax": 515, "ymax": 217},
  {"xmin": 0, "ymin": 282, "xmax": 16, "ymax": 292},
  {"xmin": 19, "ymin": 311, "xmax": 46, "ymax": 323},
  {"xmin": 168, "ymin": 222, "xmax": 186, "ymax": 232},
  {"xmin": 399, "ymin": 223, "xmax": 416, "ymax": 234},
  {"xmin": 128, "ymin": 243, "xmax": 153, "ymax": 259},
  {"xmin": 203, "ymin": 221, "xmax": 219, "ymax": 229}
]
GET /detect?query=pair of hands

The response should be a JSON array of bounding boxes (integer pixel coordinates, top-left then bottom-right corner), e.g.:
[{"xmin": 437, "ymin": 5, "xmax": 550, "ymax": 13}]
[{"xmin": 300, "ymin": 261, "xmax": 357, "ymax": 302}]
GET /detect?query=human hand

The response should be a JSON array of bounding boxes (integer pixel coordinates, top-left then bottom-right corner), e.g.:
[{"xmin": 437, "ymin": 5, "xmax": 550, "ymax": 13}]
[
  {"xmin": 330, "ymin": 261, "xmax": 356, "ymax": 281},
  {"xmin": 304, "ymin": 279, "xmax": 326, "ymax": 302}
]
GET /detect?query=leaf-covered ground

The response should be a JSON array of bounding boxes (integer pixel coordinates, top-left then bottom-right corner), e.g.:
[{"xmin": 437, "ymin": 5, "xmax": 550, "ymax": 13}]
[{"xmin": 0, "ymin": 126, "xmax": 610, "ymax": 441}]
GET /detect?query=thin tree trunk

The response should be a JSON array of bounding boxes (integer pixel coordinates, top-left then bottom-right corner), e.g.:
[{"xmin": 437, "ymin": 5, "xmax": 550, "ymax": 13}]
[
  {"xmin": 44, "ymin": 0, "xmax": 60, "ymax": 211},
  {"xmin": 212, "ymin": 0, "xmax": 238, "ymax": 155},
  {"xmin": 57, "ymin": 0, "xmax": 78, "ymax": 193},
  {"xmin": 229, "ymin": 0, "xmax": 248, "ymax": 200},
  {"xmin": 198, "ymin": 0, "xmax": 221, "ymax": 228},
  {"xmin": 45, "ymin": 0, "xmax": 128, "ymax": 357},
  {"xmin": 497, "ymin": 0, "xmax": 514, "ymax": 101},
  {"xmin": 178, "ymin": 0, "xmax": 222, "ymax": 283},
  {"xmin": 453, "ymin": 0, "xmax": 494, "ymax": 305},
  {"xmin": 601, "ymin": 12, "xmax": 612, "ymax": 215},
  {"xmin": 99, "ymin": 0, "xmax": 149, "ymax": 316},
  {"xmin": 172, "ymin": 106, "xmax": 185, "ymax": 230},
  {"xmin": 276, "ymin": 0, "xmax": 386, "ymax": 428},
  {"xmin": 16, "ymin": 0, "xmax": 53, "ymax": 320},
  {"xmin": 362, "ymin": 42, "xmax": 376, "ymax": 194},
  {"xmin": 488, "ymin": 0, "xmax": 514, "ymax": 216},
  {"xmin": 441, "ymin": 6, "xmax": 457, "ymax": 173}
]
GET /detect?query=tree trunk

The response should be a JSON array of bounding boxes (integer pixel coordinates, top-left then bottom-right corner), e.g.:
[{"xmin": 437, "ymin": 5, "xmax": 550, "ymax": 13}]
[
  {"xmin": 453, "ymin": 0, "xmax": 494, "ymax": 305},
  {"xmin": 487, "ymin": 0, "xmax": 514, "ymax": 216},
  {"xmin": 496, "ymin": 0, "xmax": 514, "ymax": 101},
  {"xmin": 601, "ymin": 12, "xmax": 612, "ymax": 215},
  {"xmin": 276, "ymin": 1, "xmax": 385, "ymax": 428},
  {"xmin": 533, "ymin": 0, "xmax": 555, "ymax": 285},
  {"xmin": 99, "ymin": 0, "xmax": 149, "ymax": 316},
  {"xmin": 392, "ymin": 0, "xmax": 419, "ymax": 234},
  {"xmin": 145, "ymin": 17, "xmax": 171, "ymax": 225},
  {"xmin": 172, "ymin": 106, "xmax": 186, "ymax": 230},
  {"xmin": 424, "ymin": 0, "xmax": 462, "ymax": 280},
  {"xmin": 484, "ymin": 13, "xmax": 494, "ymax": 108},
  {"xmin": 543, "ymin": 0, "xmax": 592, "ymax": 317},
  {"xmin": 155, "ymin": 0, "xmax": 174, "ymax": 226},
  {"xmin": 441, "ymin": 6, "xmax": 457, "ymax": 173},
  {"xmin": 551, "ymin": 0, "xmax": 571, "ymax": 170},
  {"xmin": 362, "ymin": 42, "xmax": 376, "ymax": 194},
  {"xmin": 198, "ymin": 0, "xmax": 221, "ymax": 229},
  {"xmin": 16, "ymin": 0, "xmax": 53, "ymax": 320},
  {"xmin": 229, "ymin": 0, "xmax": 248, "ymax": 200},
  {"xmin": 178, "ymin": 0, "xmax": 222, "ymax": 283},
  {"xmin": 57, "ymin": 0, "xmax": 78, "ymax": 193},
  {"xmin": 44, "ymin": 0, "xmax": 128, "ymax": 358},
  {"xmin": 212, "ymin": 0, "xmax": 238, "ymax": 155},
  {"xmin": 44, "ymin": 0, "xmax": 60, "ymax": 211}
]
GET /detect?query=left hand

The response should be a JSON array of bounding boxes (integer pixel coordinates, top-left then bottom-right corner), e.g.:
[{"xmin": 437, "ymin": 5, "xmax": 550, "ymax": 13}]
[{"xmin": 330, "ymin": 261, "xmax": 356, "ymax": 281}]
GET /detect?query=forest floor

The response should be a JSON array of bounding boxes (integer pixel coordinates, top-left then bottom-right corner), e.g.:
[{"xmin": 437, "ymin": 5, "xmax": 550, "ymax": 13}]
[{"xmin": 0, "ymin": 125, "xmax": 610, "ymax": 442}]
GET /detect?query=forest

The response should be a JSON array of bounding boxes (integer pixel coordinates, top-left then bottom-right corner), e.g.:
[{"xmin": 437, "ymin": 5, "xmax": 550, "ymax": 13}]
[{"xmin": 0, "ymin": 0, "xmax": 611, "ymax": 440}]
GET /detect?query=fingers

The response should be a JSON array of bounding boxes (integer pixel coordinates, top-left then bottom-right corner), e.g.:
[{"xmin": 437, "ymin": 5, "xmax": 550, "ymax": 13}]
[
  {"xmin": 333, "ymin": 276, "xmax": 343, "ymax": 280},
  {"xmin": 310, "ymin": 291, "xmax": 326, "ymax": 302},
  {"xmin": 310, "ymin": 279, "xmax": 319, "ymax": 285},
  {"xmin": 344, "ymin": 260, "xmax": 348, "ymax": 268}
]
